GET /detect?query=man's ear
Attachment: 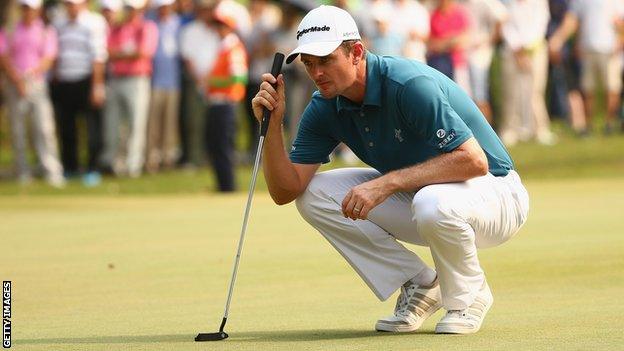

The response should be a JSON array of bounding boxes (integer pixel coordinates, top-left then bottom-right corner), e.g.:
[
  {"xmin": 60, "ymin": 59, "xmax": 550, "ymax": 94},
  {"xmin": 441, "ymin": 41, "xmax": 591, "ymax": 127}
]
[{"xmin": 352, "ymin": 42, "xmax": 364, "ymax": 65}]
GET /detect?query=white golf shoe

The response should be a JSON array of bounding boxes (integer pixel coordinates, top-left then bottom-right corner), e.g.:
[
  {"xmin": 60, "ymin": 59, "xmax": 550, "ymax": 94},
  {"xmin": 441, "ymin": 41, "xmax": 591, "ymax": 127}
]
[
  {"xmin": 435, "ymin": 281, "xmax": 494, "ymax": 334},
  {"xmin": 375, "ymin": 277, "xmax": 442, "ymax": 332}
]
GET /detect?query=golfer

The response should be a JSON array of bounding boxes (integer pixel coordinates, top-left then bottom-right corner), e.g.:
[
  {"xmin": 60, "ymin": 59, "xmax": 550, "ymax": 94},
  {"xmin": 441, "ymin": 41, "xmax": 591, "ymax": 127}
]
[{"xmin": 252, "ymin": 5, "xmax": 529, "ymax": 334}]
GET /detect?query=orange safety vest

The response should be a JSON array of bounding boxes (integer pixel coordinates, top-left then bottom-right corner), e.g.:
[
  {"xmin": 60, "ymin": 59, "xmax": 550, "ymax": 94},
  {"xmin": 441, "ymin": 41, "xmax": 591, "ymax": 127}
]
[{"xmin": 206, "ymin": 33, "xmax": 248, "ymax": 102}]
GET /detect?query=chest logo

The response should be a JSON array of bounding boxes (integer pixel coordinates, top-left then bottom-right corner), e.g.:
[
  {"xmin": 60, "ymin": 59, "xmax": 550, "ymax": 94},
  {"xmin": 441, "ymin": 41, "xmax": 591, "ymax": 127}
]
[
  {"xmin": 436, "ymin": 129, "xmax": 446, "ymax": 138},
  {"xmin": 395, "ymin": 129, "xmax": 404, "ymax": 142}
]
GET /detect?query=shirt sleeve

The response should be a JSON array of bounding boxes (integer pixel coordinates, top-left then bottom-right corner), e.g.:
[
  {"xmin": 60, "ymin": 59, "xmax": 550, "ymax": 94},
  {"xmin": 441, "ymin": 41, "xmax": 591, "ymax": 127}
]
[
  {"xmin": 0, "ymin": 30, "xmax": 6, "ymax": 55},
  {"xmin": 43, "ymin": 26, "xmax": 58, "ymax": 60},
  {"xmin": 90, "ymin": 15, "xmax": 108, "ymax": 63},
  {"xmin": 139, "ymin": 20, "xmax": 159, "ymax": 58},
  {"xmin": 569, "ymin": 0, "xmax": 582, "ymax": 17},
  {"xmin": 229, "ymin": 43, "xmax": 247, "ymax": 79},
  {"xmin": 179, "ymin": 25, "xmax": 192, "ymax": 60},
  {"xmin": 289, "ymin": 96, "xmax": 339, "ymax": 164},
  {"xmin": 397, "ymin": 76, "xmax": 473, "ymax": 152},
  {"xmin": 457, "ymin": 4, "xmax": 471, "ymax": 33},
  {"xmin": 489, "ymin": 0, "xmax": 508, "ymax": 22},
  {"xmin": 413, "ymin": 4, "xmax": 430, "ymax": 38}
]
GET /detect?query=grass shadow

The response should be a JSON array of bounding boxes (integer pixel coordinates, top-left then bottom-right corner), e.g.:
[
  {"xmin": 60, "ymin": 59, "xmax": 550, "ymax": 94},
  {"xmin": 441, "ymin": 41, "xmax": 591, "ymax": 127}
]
[
  {"xmin": 16, "ymin": 329, "xmax": 437, "ymax": 345},
  {"xmin": 232, "ymin": 328, "xmax": 437, "ymax": 342},
  {"xmin": 17, "ymin": 334, "xmax": 193, "ymax": 345}
]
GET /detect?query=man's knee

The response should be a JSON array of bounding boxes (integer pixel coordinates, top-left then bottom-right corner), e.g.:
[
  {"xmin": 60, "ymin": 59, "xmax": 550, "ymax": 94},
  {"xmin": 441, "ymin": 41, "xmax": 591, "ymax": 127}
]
[
  {"xmin": 295, "ymin": 173, "xmax": 334, "ymax": 224},
  {"xmin": 411, "ymin": 186, "xmax": 462, "ymax": 238}
]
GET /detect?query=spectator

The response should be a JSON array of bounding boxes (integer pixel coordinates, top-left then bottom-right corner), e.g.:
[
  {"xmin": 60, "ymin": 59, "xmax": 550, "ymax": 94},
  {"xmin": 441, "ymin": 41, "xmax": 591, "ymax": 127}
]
[
  {"xmin": 465, "ymin": 0, "xmax": 507, "ymax": 124},
  {"xmin": 145, "ymin": 0, "xmax": 182, "ymax": 173},
  {"xmin": 242, "ymin": 0, "xmax": 280, "ymax": 163},
  {"xmin": 179, "ymin": 0, "xmax": 220, "ymax": 167},
  {"xmin": 0, "ymin": 0, "xmax": 65, "ymax": 187},
  {"xmin": 546, "ymin": 0, "xmax": 586, "ymax": 135},
  {"xmin": 100, "ymin": 0, "xmax": 123, "ymax": 28},
  {"xmin": 51, "ymin": 0, "xmax": 107, "ymax": 187},
  {"xmin": 217, "ymin": 0, "xmax": 252, "ymax": 38},
  {"xmin": 501, "ymin": 0, "xmax": 555, "ymax": 145},
  {"xmin": 175, "ymin": 0, "xmax": 196, "ymax": 166},
  {"xmin": 177, "ymin": 0, "xmax": 195, "ymax": 25},
  {"xmin": 428, "ymin": 0, "xmax": 472, "ymax": 95},
  {"xmin": 549, "ymin": 0, "xmax": 624, "ymax": 134},
  {"xmin": 101, "ymin": 0, "xmax": 158, "ymax": 177},
  {"xmin": 203, "ymin": 0, "xmax": 248, "ymax": 191},
  {"xmin": 393, "ymin": 0, "xmax": 430, "ymax": 62},
  {"xmin": 370, "ymin": 2, "xmax": 404, "ymax": 56},
  {"xmin": 272, "ymin": 3, "xmax": 311, "ymax": 146}
]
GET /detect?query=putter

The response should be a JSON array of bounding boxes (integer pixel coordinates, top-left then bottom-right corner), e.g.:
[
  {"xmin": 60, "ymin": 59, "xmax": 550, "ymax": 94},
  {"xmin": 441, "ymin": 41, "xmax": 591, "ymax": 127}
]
[{"xmin": 195, "ymin": 52, "xmax": 285, "ymax": 342}]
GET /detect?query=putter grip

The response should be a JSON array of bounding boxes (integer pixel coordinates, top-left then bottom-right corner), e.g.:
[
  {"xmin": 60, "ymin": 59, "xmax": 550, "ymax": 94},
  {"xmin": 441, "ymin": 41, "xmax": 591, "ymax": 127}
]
[{"xmin": 260, "ymin": 52, "xmax": 285, "ymax": 137}]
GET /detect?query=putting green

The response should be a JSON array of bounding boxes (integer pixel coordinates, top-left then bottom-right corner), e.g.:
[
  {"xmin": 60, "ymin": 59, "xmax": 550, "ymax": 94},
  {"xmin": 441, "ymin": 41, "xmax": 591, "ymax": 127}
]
[{"xmin": 1, "ymin": 177, "xmax": 623, "ymax": 350}]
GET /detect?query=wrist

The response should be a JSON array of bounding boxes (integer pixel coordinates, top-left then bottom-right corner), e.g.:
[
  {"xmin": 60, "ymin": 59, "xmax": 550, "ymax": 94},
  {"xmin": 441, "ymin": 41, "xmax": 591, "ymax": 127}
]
[{"xmin": 378, "ymin": 173, "xmax": 401, "ymax": 195}]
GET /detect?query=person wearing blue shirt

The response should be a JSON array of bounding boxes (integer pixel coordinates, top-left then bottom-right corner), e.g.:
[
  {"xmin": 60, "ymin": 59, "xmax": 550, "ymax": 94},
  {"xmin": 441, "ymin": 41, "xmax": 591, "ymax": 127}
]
[
  {"xmin": 252, "ymin": 5, "xmax": 529, "ymax": 335},
  {"xmin": 146, "ymin": 0, "xmax": 181, "ymax": 172}
]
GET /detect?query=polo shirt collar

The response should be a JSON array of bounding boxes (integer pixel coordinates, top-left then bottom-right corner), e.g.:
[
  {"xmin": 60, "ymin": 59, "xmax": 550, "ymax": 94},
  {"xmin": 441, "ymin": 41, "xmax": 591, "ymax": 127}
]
[{"xmin": 337, "ymin": 52, "xmax": 382, "ymax": 111}]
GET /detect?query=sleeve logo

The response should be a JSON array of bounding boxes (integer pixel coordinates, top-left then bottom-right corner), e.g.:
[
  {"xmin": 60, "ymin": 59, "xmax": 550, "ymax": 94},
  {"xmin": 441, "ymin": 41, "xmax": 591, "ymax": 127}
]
[
  {"xmin": 437, "ymin": 129, "xmax": 456, "ymax": 149},
  {"xmin": 436, "ymin": 129, "xmax": 446, "ymax": 138}
]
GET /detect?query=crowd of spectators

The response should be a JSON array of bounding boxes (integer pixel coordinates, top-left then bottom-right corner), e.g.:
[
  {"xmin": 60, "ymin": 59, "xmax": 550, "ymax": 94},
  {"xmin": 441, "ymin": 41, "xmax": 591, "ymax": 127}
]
[{"xmin": 0, "ymin": 0, "xmax": 622, "ymax": 190}]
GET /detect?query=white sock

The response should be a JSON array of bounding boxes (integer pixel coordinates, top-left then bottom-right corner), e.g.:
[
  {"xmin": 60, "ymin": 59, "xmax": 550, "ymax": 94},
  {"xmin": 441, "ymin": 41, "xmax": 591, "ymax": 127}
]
[{"xmin": 408, "ymin": 268, "xmax": 437, "ymax": 288}]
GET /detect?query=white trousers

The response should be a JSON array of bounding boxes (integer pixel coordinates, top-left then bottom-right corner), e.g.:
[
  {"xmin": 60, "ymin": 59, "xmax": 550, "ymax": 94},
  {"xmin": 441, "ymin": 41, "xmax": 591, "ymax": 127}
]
[
  {"xmin": 102, "ymin": 76, "xmax": 151, "ymax": 175},
  {"xmin": 296, "ymin": 168, "xmax": 529, "ymax": 310},
  {"xmin": 4, "ymin": 79, "xmax": 63, "ymax": 180}
]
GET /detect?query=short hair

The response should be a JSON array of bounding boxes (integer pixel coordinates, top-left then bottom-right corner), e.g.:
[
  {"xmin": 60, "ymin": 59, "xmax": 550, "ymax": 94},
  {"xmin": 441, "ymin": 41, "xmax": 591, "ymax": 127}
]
[{"xmin": 339, "ymin": 40, "xmax": 366, "ymax": 60}]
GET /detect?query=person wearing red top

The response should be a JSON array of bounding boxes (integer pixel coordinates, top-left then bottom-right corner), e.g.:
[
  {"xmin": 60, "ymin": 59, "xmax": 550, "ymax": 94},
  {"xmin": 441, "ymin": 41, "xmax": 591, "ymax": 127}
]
[
  {"xmin": 203, "ymin": 1, "xmax": 248, "ymax": 192},
  {"xmin": 427, "ymin": 0, "xmax": 472, "ymax": 96},
  {"xmin": 101, "ymin": 0, "xmax": 158, "ymax": 177}
]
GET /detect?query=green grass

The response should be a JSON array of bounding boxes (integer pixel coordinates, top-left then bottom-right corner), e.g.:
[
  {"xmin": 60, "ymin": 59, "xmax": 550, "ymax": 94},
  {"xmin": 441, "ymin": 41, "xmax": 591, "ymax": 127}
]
[
  {"xmin": 0, "ymin": 121, "xmax": 623, "ymax": 195},
  {"xmin": 1, "ymin": 177, "xmax": 624, "ymax": 350}
]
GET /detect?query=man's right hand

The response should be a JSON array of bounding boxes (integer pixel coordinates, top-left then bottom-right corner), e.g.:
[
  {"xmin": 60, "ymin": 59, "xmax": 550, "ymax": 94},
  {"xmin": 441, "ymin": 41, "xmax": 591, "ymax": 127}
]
[
  {"xmin": 252, "ymin": 73, "xmax": 286, "ymax": 127},
  {"xmin": 15, "ymin": 78, "xmax": 27, "ymax": 97}
]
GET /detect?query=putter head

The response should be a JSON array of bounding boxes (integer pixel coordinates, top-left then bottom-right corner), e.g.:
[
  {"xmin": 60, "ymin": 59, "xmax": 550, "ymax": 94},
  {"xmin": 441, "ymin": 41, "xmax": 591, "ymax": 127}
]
[{"xmin": 195, "ymin": 332, "xmax": 228, "ymax": 342}]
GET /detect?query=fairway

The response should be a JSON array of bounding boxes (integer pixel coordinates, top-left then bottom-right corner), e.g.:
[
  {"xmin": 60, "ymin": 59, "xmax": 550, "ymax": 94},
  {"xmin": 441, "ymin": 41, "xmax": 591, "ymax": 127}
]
[{"xmin": 1, "ymin": 177, "xmax": 624, "ymax": 350}]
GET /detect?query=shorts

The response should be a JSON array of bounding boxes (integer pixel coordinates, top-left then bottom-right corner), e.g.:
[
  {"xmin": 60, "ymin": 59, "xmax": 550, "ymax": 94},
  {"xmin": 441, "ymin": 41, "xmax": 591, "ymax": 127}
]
[{"xmin": 581, "ymin": 51, "xmax": 623, "ymax": 94}]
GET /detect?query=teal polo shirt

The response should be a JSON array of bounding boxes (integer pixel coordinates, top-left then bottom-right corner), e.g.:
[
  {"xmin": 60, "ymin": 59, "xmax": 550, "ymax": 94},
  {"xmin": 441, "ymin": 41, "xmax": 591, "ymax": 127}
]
[{"xmin": 289, "ymin": 52, "xmax": 514, "ymax": 176}]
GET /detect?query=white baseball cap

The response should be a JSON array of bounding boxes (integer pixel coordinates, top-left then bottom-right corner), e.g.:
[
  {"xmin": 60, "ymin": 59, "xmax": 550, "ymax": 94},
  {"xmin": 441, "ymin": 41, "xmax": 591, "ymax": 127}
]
[
  {"xmin": 124, "ymin": 0, "xmax": 147, "ymax": 9},
  {"xmin": 101, "ymin": 0, "xmax": 122, "ymax": 11},
  {"xmin": 151, "ymin": 0, "xmax": 175, "ymax": 8},
  {"xmin": 19, "ymin": 0, "xmax": 43, "ymax": 8},
  {"xmin": 286, "ymin": 5, "xmax": 361, "ymax": 64}
]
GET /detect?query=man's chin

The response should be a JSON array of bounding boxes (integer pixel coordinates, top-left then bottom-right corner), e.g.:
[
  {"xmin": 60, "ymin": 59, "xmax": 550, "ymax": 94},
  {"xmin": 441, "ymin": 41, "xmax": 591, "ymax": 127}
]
[{"xmin": 318, "ymin": 89, "xmax": 338, "ymax": 99}]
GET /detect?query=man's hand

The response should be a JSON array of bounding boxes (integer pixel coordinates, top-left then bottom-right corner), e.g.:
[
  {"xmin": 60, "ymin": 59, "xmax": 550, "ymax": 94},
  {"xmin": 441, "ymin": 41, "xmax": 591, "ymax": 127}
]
[
  {"xmin": 341, "ymin": 177, "xmax": 394, "ymax": 220},
  {"xmin": 252, "ymin": 73, "xmax": 285, "ymax": 126},
  {"xmin": 15, "ymin": 78, "xmax": 27, "ymax": 97},
  {"xmin": 90, "ymin": 83, "xmax": 105, "ymax": 107},
  {"xmin": 514, "ymin": 49, "xmax": 532, "ymax": 72}
]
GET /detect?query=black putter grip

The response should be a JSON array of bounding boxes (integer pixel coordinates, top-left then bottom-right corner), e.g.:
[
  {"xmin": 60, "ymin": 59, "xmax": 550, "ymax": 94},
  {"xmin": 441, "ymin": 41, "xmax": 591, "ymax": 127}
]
[{"xmin": 260, "ymin": 52, "xmax": 285, "ymax": 137}]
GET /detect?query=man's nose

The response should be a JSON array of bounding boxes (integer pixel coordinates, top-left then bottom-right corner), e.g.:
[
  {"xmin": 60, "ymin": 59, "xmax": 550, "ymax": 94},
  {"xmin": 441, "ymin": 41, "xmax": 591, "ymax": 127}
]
[{"xmin": 311, "ymin": 66, "xmax": 323, "ymax": 80}]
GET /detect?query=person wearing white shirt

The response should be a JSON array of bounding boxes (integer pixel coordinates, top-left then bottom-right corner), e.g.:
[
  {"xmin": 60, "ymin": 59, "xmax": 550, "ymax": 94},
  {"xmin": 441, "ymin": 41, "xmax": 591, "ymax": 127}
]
[
  {"xmin": 465, "ymin": 0, "xmax": 507, "ymax": 124},
  {"xmin": 500, "ymin": 0, "xmax": 555, "ymax": 146},
  {"xmin": 549, "ymin": 0, "xmax": 624, "ymax": 134},
  {"xmin": 179, "ymin": 0, "xmax": 220, "ymax": 165},
  {"xmin": 51, "ymin": 0, "xmax": 108, "ymax": 185},
  {"xmin": 392, "ymin": 0, "xmax": 430, "ymax": 62}
]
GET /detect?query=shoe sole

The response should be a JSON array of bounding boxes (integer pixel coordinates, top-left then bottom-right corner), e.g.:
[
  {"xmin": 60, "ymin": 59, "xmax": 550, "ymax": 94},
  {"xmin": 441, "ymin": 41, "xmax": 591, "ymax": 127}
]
[
  {"xmin": 434, "ymin": 300, "xmax": 492, "ymax": 334},
  {"xmin": 375, "ymin": 302, "xmax": 443, "ymax": 332}
]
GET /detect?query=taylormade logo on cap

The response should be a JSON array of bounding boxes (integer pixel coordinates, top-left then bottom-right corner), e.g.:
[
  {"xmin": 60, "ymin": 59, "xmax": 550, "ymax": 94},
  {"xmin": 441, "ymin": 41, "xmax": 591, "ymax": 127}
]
[
  {"xmin": 297, "ymin": 25, "xmax": 331, "ymax": 40},
  {"xmin": 286, "ymin": 5, "xmax": 361, "ymax": 64}
]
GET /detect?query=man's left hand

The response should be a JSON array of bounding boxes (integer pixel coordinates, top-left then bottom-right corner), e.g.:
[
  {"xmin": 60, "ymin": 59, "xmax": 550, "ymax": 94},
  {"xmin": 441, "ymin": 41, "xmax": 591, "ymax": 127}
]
[{"xmin": 341, "ymin": 178, "xmax": 393, "ymax": 220}]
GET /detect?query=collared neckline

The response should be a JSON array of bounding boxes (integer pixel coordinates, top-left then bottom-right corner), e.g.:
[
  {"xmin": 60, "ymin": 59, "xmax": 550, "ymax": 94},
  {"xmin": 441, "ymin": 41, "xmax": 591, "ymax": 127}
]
[{"xmin": 337, "ymin": 52, "xmax": 382, "ymax": 112}]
